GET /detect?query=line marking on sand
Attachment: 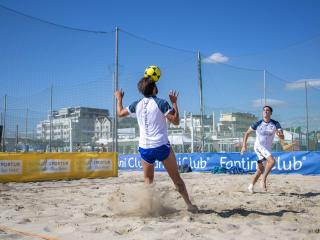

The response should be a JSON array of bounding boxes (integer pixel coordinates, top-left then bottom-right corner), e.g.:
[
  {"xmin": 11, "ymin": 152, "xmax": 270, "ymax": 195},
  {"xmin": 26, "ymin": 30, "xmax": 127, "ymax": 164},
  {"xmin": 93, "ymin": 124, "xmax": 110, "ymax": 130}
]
[{"xmin": 0, "ymin": 225, "xmax": 59, "ymax": 240}]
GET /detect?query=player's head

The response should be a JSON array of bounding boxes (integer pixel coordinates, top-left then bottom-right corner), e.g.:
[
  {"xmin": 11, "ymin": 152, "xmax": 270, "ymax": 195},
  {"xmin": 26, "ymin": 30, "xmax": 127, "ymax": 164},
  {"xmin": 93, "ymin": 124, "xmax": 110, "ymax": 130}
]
[
  {"xmin": 263, "ymin": 105, "xmax": 273, "ymax": 118},
  {"xmin": 138, "ymin": 77, "xmax": 158, "ymax": 97},
  {"xmin": 263, "ymin": 105, "xmax": 273, "ymax": 113}
]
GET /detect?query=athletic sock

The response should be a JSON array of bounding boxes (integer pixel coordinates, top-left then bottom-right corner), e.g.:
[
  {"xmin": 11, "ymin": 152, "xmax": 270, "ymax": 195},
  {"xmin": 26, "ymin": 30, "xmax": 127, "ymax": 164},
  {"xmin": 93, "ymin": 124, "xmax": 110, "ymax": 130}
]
[{"xmin": 248, "ymin": 184, "xmax": 254, "ymax": 193}]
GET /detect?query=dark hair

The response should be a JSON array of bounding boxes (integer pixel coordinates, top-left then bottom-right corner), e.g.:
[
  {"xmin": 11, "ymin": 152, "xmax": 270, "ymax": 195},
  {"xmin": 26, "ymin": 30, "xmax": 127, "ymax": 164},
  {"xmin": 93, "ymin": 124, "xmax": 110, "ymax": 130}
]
[
  {"xmin": 137, "ymin": 77, "xmax": 157, "ymax": 97},
  {"xmin": 263, "ymin": 105, "xmax": 273, "ymax": 113}
]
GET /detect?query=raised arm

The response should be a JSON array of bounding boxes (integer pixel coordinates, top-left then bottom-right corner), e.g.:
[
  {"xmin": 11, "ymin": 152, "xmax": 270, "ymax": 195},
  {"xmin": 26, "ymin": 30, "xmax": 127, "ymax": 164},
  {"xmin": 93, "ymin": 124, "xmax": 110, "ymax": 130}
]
[
  {"xmin": 166, "ymin": 90, "xmax": 180, "ymax": 125},
  {"xmin": 114, "ymin": 90, "xmax": 129, "ymax": 117},
  {"xmin": 240, "ymin": 127, "xmax": 254, "ymax": 154}
]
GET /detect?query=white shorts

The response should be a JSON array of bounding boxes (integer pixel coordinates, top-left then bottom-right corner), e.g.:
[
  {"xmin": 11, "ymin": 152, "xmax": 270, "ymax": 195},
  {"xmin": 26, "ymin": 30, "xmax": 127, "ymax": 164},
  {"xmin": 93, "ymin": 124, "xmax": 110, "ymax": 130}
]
[{"xmin": 254, "ymin": 145, "xmax": 271, "ymax": 161}]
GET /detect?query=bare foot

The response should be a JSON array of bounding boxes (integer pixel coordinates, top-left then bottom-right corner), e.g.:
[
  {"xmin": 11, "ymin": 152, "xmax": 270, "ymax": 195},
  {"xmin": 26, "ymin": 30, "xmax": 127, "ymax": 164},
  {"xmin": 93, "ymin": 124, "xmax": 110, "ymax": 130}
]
[
  {"xmin": 187, "ymin": 204, "xmax": 199, "ymax": 213},
  {"xmin": 260, "ymin": 181, "xmax": 267, "ymax": 192}
]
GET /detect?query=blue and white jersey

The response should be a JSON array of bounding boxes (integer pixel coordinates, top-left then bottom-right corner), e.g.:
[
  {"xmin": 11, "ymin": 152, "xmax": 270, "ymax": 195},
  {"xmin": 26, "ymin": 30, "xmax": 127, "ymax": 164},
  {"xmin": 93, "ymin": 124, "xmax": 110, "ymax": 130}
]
[
  {"xmin": 126, "ymin": 96, "xmax": 173, "ymax": 149},
  {"xmin": 250, "ymin": 119, "xmax": 282, "ymax": 151}
]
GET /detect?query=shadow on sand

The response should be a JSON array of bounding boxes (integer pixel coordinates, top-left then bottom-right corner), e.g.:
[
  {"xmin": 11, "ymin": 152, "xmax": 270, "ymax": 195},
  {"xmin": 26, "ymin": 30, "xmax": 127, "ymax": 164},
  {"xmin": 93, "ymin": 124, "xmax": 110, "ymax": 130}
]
[
  {"xmin": 278, "ymin": 192, "xmax": 320, "ymax": 198},
  {"xmin": 198, "ymin": 207, "xmax": 303, "ymax": 218}
]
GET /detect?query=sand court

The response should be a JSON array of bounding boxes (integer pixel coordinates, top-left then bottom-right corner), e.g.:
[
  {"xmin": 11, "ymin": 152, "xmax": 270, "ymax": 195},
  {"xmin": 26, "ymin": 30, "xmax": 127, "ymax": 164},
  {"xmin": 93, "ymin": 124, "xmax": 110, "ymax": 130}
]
[{"xmin": 0, "ymin": 172, "xmax": 319, "ymax": 239}]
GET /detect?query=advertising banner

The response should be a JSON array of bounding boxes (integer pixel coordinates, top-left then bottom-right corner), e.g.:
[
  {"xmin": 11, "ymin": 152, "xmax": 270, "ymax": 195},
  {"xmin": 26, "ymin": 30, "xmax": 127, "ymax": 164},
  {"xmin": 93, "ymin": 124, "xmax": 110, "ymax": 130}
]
[
  {"xmin": 0, "ymin": 152, "xmax": 118, "ymax": 183},
  {"xmin": 119, "ymin": 151, "xmax": 320, "ymax": 175}
]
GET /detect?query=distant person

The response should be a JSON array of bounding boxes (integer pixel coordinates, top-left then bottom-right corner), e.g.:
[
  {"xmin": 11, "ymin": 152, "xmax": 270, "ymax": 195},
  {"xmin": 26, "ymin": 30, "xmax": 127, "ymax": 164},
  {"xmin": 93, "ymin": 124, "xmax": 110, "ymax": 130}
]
[
  {"xmin": 241, "ymin": 105, "xmax": 284, "ymax": 193},
  {"xmin": 75, "ymin": 143, "xmax": 81, "ymax": 152},
  {"xmin": 99, "ymin": 143, "xmax": 106, "ymax": 152},
  {"xmin": 115, "ymin": 77, "xmax": 198, "ymax": 213}
]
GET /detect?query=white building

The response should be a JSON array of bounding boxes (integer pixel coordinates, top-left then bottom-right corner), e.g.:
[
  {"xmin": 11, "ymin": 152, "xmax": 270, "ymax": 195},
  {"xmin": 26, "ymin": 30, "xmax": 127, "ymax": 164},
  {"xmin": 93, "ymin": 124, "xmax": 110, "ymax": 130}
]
[
  {"xmin": 37, "ymin": 107, "xmax": 109, "ymax": 146},
  {"xmin": 93, "ymin": 116, "xmax": 112, "ymax": 141},
  {"xmin": 169, "ymin": 112, "xmax": 217, "ymax": 152},
  {"xmin": 217, "ymin": 112, "xmax": 257, "ymax": 138}
]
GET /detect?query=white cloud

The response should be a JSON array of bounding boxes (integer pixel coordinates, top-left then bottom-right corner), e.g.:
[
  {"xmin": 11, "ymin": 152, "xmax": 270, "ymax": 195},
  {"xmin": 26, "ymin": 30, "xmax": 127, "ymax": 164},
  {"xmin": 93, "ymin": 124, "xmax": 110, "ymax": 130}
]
[
  {"xmin": 252, "ymin": 98, "xmax": 286, "ymax": 108},
  {"xmin": 286, "ymin": 79, "xmax": 320, "ymax": 90},
  {"xmin": 203, "ymin": 52, "xmax": 229, "ymax": 63}
]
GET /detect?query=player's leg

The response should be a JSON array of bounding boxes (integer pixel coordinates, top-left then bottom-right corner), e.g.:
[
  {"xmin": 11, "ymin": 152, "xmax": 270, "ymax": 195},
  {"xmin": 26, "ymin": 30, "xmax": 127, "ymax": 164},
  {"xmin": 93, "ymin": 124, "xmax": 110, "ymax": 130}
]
[
  {"xmin": 252, "ymin": 160, "xmax": 265, "ymax": 185},
  {"xmin": 261, "ymin": 155, "xmax": 275, "ymax": 191},
  {"xmin": 254, "ymin": 145, "xmax": 274, "ymax": 191},
  {"xmin": 162, "ymin": 148, "xmax": 198, "ymax": 212},
  {"xmin": 141, "ymin": 159, "xmax": 155, "ymax": 184},
  {"xmin": 248, "ymin": 160, "xmax": 264, "ymax": 193},
  {"xmin": 248, "ymin": 146, "xmax": 265, "ymax": 193},
  {"xmin": 139, "ymin": 147, "xmax": 156, "ymax": 184},
  {"xmin": 141, "ymin": 159, "xmax": 155, "ymax": 212}
]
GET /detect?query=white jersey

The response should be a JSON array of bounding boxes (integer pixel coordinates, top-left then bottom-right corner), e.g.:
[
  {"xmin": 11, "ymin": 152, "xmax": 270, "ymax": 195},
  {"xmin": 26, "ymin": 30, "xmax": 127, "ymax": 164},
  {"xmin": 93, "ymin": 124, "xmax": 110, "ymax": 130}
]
[
  {"xmin": 127, "ymin": 96, "xmax": 173, "ymax": 149},
  {"xmin": 250, "ymin": 119, "xmax": 282, "ymax": 151}
]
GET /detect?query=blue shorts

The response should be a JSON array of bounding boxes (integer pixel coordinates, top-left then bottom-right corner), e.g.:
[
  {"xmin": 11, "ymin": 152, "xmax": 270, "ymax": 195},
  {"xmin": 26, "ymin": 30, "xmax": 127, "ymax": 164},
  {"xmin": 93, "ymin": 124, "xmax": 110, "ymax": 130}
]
[{"xmin": 139, "ymin": 143, "xmax": 171, "ymax": 164}]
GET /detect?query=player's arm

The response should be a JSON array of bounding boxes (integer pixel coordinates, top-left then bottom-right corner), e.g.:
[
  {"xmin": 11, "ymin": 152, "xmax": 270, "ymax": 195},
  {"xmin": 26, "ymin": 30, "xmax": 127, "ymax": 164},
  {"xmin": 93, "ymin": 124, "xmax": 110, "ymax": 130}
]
[
  {"xmin": 166, "ymin": 90, "xmax": 180, "ymax": 125},
  {"xmin": 276, "ymin": 129, "xmax": 286, "ymax": 146},
  {"xmin": 276, "ymin": 129, "xmax": 284, "ymax": 140},
  {"xmin": 274, "ymin": 121, "xmax": 285, "ymax": 145},
  {"xmin": 241, "ymin": 127, "xmax": 254, "ymax": 154},
  {"xmin": 277, "ymin": 129, "xmax": 293, "ymax": 151},
  {"xmin": 114, "ymin": 90, "xmax": 129, "ymax": 117}
]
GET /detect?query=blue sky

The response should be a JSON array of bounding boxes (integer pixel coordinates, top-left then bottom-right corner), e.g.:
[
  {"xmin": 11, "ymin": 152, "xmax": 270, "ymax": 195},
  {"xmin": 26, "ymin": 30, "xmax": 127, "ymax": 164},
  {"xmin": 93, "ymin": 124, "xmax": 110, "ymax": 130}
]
[
  {"xmin": 0, "ymin": 0, "xmax": 320, "ymax": 130},
  {"xmin": 1, "ymin": 0, "xmax": 319, "ymax": 54}
]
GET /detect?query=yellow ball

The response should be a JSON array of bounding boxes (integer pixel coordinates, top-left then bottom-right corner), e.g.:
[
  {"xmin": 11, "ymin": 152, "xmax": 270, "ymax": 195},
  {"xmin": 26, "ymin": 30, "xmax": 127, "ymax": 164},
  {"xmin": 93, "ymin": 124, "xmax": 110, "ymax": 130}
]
[{"xmin": 144, "ymin": 65, "xmax": 161, "ymax": 82}]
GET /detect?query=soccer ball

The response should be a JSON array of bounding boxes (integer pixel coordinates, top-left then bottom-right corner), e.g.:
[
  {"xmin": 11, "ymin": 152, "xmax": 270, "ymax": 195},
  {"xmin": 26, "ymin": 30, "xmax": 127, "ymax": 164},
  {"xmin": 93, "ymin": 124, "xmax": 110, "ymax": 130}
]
[{"xmin": 144, "ymin": 65, "xmax": 161, "ymax": 82}]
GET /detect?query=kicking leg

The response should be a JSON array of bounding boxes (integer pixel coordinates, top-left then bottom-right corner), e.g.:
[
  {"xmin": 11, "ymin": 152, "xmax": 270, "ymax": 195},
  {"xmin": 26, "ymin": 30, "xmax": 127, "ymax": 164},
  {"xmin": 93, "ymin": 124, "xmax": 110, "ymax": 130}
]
[{"xmin": 162, "ymin": 148, "xmax": 198, "ymax": 212}]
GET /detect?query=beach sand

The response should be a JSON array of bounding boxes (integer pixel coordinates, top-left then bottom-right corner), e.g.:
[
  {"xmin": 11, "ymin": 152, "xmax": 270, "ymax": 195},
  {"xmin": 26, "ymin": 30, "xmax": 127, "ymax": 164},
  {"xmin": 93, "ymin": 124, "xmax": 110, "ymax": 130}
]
[{"xmin": 0, "ymin": 171, "xmax": 319, "ymax": 239}]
